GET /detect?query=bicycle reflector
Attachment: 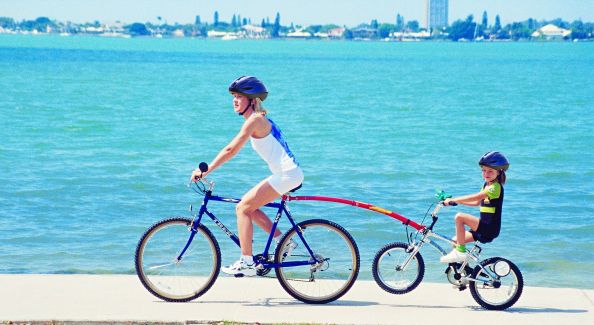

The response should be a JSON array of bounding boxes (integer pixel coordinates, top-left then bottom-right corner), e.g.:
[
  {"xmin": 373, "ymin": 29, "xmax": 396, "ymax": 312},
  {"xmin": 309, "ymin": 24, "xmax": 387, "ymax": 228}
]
[{"xmin": 493, "ymin": 260, "xmax": 511, "ymax": 277}]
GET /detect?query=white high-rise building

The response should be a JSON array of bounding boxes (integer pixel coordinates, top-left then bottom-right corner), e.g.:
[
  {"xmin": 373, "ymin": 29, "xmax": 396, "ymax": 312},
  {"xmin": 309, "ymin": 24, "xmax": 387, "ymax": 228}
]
[{"xmin": 427, "ymin": 0, "xmax": 448, "ymax": 31}]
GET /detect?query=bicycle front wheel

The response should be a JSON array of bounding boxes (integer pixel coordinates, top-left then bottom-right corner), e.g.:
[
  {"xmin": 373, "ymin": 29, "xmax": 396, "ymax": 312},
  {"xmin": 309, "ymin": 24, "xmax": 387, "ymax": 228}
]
[
  {"xmin": 469, "ymin": 257, "xmax": 523, "ymax": 310},
  {"xmin": 274, "ymin": 219, "xmax": 360, "ymax": 304},
  {"xmin": 135, "ymin": 217, "xmax": 221, "ymax": 302},
  {"xmin": 372, "ymin": 242, "xmax": 425, "ymax": 294}
]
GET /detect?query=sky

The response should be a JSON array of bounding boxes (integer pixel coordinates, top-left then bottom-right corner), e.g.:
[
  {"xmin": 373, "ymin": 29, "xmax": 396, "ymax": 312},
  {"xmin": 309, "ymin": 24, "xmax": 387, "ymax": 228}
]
[{"xmin": 2, "ymin": 0, "xmax": 593, "ymax": 27}]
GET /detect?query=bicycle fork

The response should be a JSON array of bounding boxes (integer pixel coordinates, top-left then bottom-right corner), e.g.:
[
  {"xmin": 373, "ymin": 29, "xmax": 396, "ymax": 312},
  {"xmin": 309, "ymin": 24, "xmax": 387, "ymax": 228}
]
[{"xmin": 398, "ymin": 239, "xmax": 426, "ymax": 271}]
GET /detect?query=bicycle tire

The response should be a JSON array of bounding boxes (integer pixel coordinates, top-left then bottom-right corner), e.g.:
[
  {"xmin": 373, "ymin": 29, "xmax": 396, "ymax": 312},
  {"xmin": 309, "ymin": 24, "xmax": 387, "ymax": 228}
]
[
  {"xmin": 274, "ymin": 219, "xmax": 360, "ymax": 304},
  {"xmin": 135, "ymin": 217, "xmax": 221, "ymax": 302},
  {"xmin": 469, "ymin": 257, "xmax": 523, "ymax": 310},
  {"xmin": 372, "ymin": 242, "xmax": 425, "ymax": 294}
]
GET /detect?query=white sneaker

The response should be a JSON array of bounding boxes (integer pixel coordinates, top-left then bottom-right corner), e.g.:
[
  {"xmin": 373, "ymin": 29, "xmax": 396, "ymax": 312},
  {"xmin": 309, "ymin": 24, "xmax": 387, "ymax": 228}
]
[
  {"xmin": 281, "ymin": 238, "xmax": 298, "ymax": 259},
  {"xmin": 440, "ymin": 249, "xmax": 467, "ymax": 263},
  {"xmin": 221, "ymin": 259, "xmax": 257, "ymax": 277}
]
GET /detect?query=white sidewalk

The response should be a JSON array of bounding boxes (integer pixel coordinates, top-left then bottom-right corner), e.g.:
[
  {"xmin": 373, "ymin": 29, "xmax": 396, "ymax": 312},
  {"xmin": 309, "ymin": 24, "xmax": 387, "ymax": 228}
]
[{"xmin": 1, "ymin": 274, "xmax": 593, "ymax": 324}]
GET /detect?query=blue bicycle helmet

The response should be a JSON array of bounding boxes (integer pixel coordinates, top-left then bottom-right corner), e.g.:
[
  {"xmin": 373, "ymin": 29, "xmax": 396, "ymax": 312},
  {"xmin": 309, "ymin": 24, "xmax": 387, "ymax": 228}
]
[
  {"xmin": 479, "ymin": 151, "xmax": 510, "ymax": 171},
  {"xmin": 228, "ymin": 76, "xmax": 268, "ymax": 101}
]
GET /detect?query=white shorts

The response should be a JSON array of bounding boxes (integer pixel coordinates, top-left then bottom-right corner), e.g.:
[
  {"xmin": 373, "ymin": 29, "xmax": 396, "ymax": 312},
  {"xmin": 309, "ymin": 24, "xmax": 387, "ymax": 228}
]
[{"xmin": 266, "ymin": 167, "xmax": 304, "ymax": 195}]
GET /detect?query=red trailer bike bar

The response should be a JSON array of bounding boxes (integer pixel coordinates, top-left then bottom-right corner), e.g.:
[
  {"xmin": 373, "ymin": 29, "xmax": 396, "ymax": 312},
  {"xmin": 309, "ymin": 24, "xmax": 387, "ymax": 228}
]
[{"xmin": 285, "ymin": 195, "xmax": 425, "ymax": 231}]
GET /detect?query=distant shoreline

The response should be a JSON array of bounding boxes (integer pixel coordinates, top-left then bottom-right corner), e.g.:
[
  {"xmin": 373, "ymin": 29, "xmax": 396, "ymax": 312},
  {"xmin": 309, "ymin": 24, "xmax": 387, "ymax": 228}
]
[
  {"xmin": 2, "ymin": 15, "xmax": 593, "ymax": 42},
  {"xmin": 1, "ymin": 32, "xmax": 592, "ymax": 43}
]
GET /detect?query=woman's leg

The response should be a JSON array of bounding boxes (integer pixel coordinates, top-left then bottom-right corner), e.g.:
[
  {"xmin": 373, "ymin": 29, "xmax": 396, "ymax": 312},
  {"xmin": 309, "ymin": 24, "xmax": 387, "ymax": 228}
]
[
  {"xmin": 454, "ymin": 212, "xmax": 480, "ymax": 245},
  {"xmin": 236, "ymin": 178, "xmax": 281, "ymax": 256}
]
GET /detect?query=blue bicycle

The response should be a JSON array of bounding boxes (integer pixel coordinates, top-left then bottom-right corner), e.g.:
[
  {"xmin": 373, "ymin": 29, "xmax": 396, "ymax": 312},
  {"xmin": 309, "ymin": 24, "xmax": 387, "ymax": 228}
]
[{"xmin": 134, "ymin": 163, "xmax": 360, "ymax": 304}]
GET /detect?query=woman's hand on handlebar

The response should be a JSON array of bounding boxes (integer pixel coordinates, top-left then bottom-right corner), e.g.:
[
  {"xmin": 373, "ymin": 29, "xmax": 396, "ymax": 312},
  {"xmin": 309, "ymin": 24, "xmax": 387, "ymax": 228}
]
[
  {"xmin": 190, "ymin": 168, "xmax": 204, "ymax": 182},
  {"xmin": 190, "ymin": 162, "xmax": 210, "ymax": 182}
]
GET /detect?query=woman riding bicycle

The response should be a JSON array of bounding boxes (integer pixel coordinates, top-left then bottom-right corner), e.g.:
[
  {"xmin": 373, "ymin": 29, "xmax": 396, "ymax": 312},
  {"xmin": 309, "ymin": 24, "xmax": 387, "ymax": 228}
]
[
  {"xmin": 440, "ymin": 151, "xmax": 509, "ymax": 263},
  {"xmin": 190, "ymin": 76, "xmax": 304, "ymax": 276}
]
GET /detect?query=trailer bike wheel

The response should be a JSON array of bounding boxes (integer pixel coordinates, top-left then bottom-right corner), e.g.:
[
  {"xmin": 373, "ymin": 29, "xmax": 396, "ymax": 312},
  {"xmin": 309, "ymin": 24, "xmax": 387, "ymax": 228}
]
[
  {"xmin": 372, "ymin": 242, "xmax": 425, "ymax": 294},
  {"xmin": 469, "ymin": 257, "xmax": 523, "ymax": 310}
]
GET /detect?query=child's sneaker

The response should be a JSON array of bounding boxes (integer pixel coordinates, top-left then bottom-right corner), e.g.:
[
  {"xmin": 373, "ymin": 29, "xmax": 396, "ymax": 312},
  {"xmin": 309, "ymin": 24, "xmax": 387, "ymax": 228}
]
[
  {"xmin": 221, "ymin": 259, "xmax": 257, "ymax": 277},
  {"xmin": 440, "ymin": 249, "xmax": 467, "ymax": 263}
]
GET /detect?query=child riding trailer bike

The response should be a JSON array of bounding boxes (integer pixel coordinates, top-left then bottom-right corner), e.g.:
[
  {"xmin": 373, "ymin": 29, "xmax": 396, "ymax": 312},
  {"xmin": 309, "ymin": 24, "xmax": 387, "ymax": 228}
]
[{"xmin": 372, "ymin": 151, "xmax": 523, "ymax": 310}]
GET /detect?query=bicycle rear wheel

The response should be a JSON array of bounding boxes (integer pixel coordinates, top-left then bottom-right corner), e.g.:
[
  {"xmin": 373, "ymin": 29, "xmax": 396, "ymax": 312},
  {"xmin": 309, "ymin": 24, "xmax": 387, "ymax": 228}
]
[
  {"xmin": 135, "ymin": 217, "xmax": 221, "ymax": 302},
  {"xmin": 274, "ymin": 219, "xmax": 360, "ymax": 304},
  {"xmin": 469, "ymin": 257, "xmax": 523, "ymax": 310},
  {"xmin": 372, "ymin": 242, "xmax": 425, "ymax": 294}
]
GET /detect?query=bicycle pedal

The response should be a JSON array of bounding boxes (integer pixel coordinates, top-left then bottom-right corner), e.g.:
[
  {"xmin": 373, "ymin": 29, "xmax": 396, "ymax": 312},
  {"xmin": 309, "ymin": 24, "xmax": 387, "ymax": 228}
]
[
  {"xmin": 458, "ymin": 284, "xmax": 467, "ymax": 291},
  {"xmin": 234, "ymin": 273, "xmax": 245, "ymax": 278}
]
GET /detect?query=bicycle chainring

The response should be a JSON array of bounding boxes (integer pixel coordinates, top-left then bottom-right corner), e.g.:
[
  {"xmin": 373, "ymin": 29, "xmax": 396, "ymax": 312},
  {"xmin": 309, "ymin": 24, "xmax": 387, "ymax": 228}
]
[
  {"xmin": 254, "ymin": 254, "xmax": 273, "ymax": 276},
  {"xmin": 445, "ymin": 263, "xmax": 473, "ymax": 286}
]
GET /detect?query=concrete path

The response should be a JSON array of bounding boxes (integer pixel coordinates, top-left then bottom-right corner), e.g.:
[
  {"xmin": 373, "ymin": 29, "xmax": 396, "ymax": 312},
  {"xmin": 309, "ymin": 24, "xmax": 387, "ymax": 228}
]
[{"xmin": 1, "ymin": 274, "xmax": 593, "ymax": 324}]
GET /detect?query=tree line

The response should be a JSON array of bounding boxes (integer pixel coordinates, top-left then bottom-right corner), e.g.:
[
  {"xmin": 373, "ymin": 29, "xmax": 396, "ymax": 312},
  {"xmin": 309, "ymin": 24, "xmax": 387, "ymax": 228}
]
[
  {"xmin": 447, "ymin": 11, "xmax": 593, "ymax": 41},
  {"xmin": 1, "ymin": 11, "xmax": 592, "ymax": 40}
]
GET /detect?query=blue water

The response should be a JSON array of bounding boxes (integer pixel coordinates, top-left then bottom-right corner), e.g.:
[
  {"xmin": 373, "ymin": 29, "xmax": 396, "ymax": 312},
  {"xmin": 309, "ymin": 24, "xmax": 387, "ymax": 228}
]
[{"xmin": 1, "ymin": 35, "xmax": 593, "ymax": 289}]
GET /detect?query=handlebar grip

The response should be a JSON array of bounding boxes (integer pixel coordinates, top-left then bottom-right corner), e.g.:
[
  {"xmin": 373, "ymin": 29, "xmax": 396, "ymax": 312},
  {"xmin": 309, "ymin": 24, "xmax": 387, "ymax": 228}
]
[
  {"xmin": 448, "ymin": 202, "xmax": 458, "ymax": 206},
  {"xmin": 199, "ymin": 162, "xmax": 209, "ymax": 173},
  {"xmin": 192, "ymin": 162, "xmax": 209, "ymax": 181}
]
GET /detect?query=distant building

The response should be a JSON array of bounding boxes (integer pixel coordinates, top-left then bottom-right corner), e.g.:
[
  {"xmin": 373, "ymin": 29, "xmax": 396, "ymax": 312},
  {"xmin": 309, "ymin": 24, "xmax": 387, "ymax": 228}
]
[
  {"xmin": 172, "ymin": 29, "xmax": 185, "ymax": 38},
  {"xmin": 287, "ymin": 29, "xmax": 312, "ymax": 38},
  {"xmin": 531, "ymin": 24, "xmax": 572, "ymax": 40},
  {"xmin": 390, "ymin": 31, "xmax": 431, "ymax": 41},
  {"xmin": 207, "ymin": 30, "xmax": 228, "ymax": 38},
  {"xmin": 84, "ymin": 26, "xmax": 105, "ymax": 34},
  {"xmin": 327, "ymin": 27, "xmax": 345, "ymax": 38},
  {"xmin": 242, "ymin": 24, "xmax": 267, "ymax": 38},
  {"xmin": 351, "ymin": 27, "xmax": 377, "ymax": 39},
  {"xmin": 426, "ymin": 0, "xmax": 448, "ymax": 31}
]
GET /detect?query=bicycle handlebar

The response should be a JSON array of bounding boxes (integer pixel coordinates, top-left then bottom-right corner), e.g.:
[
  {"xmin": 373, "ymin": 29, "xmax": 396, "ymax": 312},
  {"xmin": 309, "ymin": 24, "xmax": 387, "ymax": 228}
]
[
  {"xmin": 431, "ymin": 200, "xmax": 456, "ymax": 219},
  {"xmin": 192, "ymin": 162, "xmax": 209, "ymax": 181},
  {"xmin": 189, "ymin": 162, "xmax": 214, "ymax": 193}
]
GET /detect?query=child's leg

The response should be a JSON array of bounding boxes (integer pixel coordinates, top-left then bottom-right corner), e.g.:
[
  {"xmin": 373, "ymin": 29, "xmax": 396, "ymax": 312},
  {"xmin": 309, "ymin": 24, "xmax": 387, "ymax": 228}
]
[
  {"xmin": 454, "ymin": 213, "xmax": 480, "ymax": 250},
  {"xmin": 441, "ymin": 213, "xmax": 480, "ymax": 263}
]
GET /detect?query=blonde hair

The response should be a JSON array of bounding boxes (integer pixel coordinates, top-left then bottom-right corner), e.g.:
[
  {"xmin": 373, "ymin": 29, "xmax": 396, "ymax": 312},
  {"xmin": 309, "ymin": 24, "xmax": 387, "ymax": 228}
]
[{"xmin": 253, "ymin": 97, "xmax": 267, "ymax": 115}]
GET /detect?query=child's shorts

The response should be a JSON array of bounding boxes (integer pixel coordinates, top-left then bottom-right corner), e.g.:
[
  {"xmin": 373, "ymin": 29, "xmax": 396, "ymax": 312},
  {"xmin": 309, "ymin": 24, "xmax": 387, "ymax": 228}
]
[{"xmin": 470, "ymin": 219, "xmax": 500, "ymax": 243}]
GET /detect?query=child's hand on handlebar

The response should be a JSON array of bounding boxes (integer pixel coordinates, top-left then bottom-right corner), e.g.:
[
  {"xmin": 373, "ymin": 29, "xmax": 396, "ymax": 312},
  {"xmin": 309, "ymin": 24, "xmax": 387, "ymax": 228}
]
[{"xmin": 443, "ymin": 198, "xmax": 457, "ymax": 206}]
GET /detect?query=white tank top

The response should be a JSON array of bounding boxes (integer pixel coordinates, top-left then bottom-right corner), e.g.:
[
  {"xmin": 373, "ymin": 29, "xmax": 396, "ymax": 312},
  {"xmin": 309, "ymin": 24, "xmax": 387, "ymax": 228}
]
[{"xmin": 250, "ymin": 118, "xmax": 299, "ymax": 174}]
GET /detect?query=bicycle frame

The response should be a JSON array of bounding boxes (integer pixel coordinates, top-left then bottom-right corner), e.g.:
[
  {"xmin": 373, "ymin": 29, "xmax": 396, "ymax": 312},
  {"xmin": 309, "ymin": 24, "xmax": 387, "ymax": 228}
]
[{"xmin": 177, "ymin": 188, "xmax": 321, "ymax": 269}]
